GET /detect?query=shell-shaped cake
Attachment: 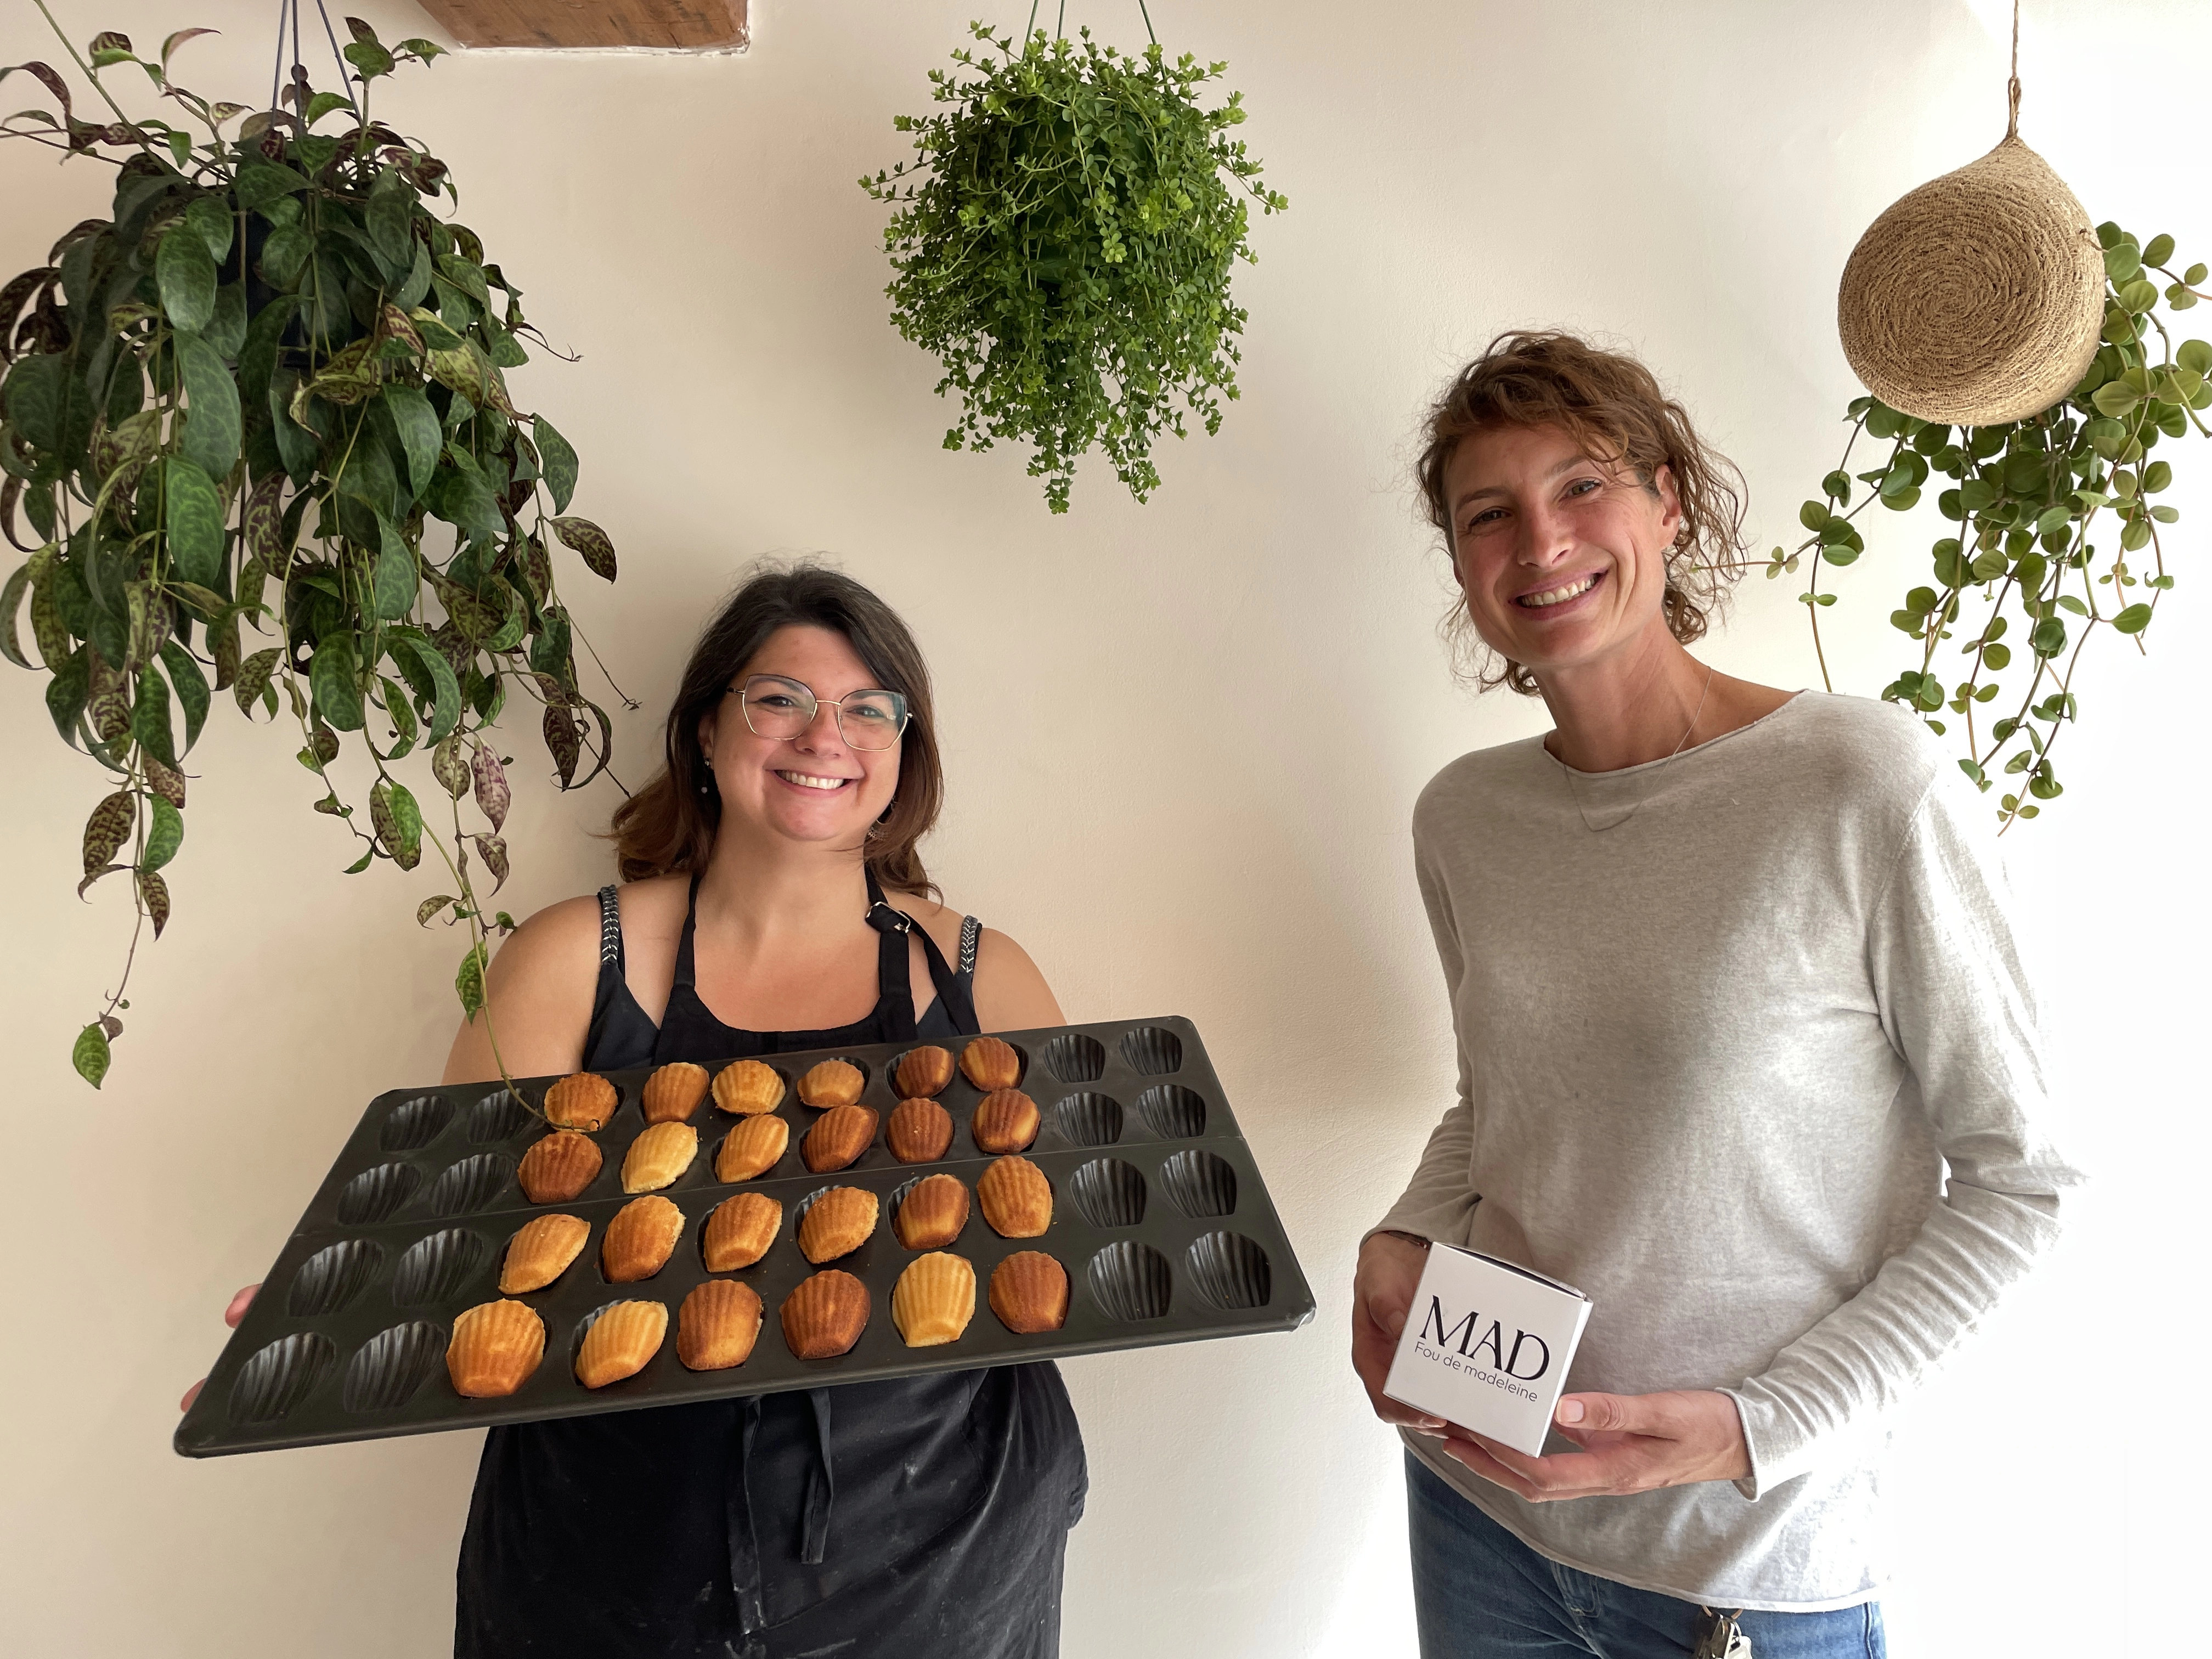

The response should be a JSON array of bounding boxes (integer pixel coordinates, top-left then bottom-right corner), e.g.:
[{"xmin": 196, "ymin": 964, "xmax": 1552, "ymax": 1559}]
[
  {"xmin": 712, "ymin": 1059, "xmax": 785, "ymax": 1116},
  {"xmin": 780, "ymin": 1269, "xmax": 870, "ymax": 1359},
  {"xmin": 971, "ymin": 1088, "xmax": 1040, "ymax": 1155},
  {"xmin": 887, "ymin": 1098, "xmax": 953, "ymax": 1164},
  {"xmin": 518, "ymin": 1131, "xmax": 602, "ymax": 1204},
  {"xmin": 797, "ymin": 1186, "xmax": 879, "ymax": 1264},
  {"xmin": 678, "ymin": 1279, "xmax": 764, "ymax": 1370},
  {"xmin": 622, "ymin": 1121, "xmax": 699, "ymax": 1193},
  {"xmin": 641, "ymin": 1062, "xmax": 709, "ymax": 1124},
  {"xmin": 893, "ymin": 1252, "xmax": 976, "ymax": 1348},
  {"xmin": 575, "ymin": 1300, "xmax": 668, "ymax": 1389},
  {"xmin": 602, "ymin": 1195, "xmax": 684, "ymax": 1283},
  {"xmin": 446, "ymin": 1299, "xmax": 546, "ymax": 1397},
  {"xmin": 543, "ymin": 1073, "xmax": 617, "ymax": 1131},
  {"xmin": 960, "ymin": 1036, "xmax": 1022, "ymax": 1091},
  {"xmin": 978, "ymin": 1156, "xmax": 1053, "ymax": 1238},
  {"xmin": 702, "ymin": 1191, "xmax": 783, "ymax": 1272},
  {"xmin": 499, "ymin": 1213, "xmax": 591, "ymax": 1294},
  {"xmin": 797, "ymin": 1059, "xmax": 865, "ymax": 1109},
  {"xmin": 894, "ymin": 1045, "xmax": 955, "ymax": 1098},
  {"xmin": 894, "ymin": 1173, "xmax": 970, "ymax": 1250},
  {"xmin": 802, "ymin": 1105, "xmax": 878, "ymax": 1174},
  {"xmin": 714, "ymin": 1114, "xmax": 789, "ymax": 1183},
  {"xmin": 989, "ymin": 1251, "xmax": 1070, "ymax": 1334}
]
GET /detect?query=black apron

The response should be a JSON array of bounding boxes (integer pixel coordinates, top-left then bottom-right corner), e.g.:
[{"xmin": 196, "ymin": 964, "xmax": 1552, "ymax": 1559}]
[{"xmin": 455, "ymin": 873, "xmax": 1088, "ymax": 1658}]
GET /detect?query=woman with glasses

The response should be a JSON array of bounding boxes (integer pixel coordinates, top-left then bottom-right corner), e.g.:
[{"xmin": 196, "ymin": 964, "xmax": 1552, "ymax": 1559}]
[
  {"xmin": 188, "ymin": 562, "xmax": 1087, "ymax": 1657},
  {"xmin": 1349, "ymin": 334, "xmax": 2080, "ymax": 1657}
]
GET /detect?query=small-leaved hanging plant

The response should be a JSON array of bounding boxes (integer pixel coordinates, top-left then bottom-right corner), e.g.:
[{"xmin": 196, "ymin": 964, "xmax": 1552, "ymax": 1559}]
[
  {"xmin": 0, "ymin": 15, "xmax": 628, "ymax": 1084},
  {"xmin": 1772, "ymin": 222, "xmax": 2207, "ymax": 828},
  {"xmin": 862, "ymin": 13, "xmax": 1287, "ymax": 513}
]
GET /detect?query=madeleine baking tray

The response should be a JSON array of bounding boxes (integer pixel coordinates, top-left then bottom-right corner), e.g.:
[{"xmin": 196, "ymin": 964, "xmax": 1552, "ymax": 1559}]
[{"xmin": 176, "ymin": 1017, "xmax": 1314, "ymax": 1456}]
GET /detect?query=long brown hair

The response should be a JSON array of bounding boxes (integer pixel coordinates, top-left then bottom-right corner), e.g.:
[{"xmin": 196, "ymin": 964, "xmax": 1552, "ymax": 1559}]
[
  {"xmin": 608, "ymin": 561, "xmax": 944, "ymax": 896},
  {"xmin": 1414, "ymin": 330, "xmax": 1750, "ymax": 694}
]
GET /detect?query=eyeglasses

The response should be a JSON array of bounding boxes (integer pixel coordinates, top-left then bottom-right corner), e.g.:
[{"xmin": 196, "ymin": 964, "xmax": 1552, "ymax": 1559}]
[{"xmin": 727, "ymin": 674, "xmax": 910, "ymax": 752}]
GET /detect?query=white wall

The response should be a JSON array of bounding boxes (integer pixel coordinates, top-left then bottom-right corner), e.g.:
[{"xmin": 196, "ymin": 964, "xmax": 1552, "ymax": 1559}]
[{"xmin": 2, "ymin": 2, "xmax": 2204, "ymax": 1653}]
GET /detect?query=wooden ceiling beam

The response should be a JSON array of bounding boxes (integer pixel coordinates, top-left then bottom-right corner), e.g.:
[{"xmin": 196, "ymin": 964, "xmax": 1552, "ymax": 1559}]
[{"xmin": 414, "ymin": 0, "xmax": 747, "ymax": 50}]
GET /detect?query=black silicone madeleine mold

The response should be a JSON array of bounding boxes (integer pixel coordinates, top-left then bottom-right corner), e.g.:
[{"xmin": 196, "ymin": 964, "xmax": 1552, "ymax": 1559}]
[{"xmin": 177, "ymin": 1015, "xmax": 1314, "ymax": 1457}]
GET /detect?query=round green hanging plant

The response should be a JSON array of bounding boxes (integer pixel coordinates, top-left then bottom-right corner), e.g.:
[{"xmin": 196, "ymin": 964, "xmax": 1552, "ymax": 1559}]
[
  {"xmin": 862, "ymin": 19, "xmax": 1288, "ymax": 513},
  {"xmin": 0, "ymin": 18, "xmax": 628, "ymax": 1085}
]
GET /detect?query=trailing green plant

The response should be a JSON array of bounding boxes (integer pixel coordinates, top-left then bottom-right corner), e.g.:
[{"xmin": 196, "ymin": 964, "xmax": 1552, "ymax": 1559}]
[
  {"xmin": 0, "ymin": 15, "xmax": 627, "ymax": 1085},
  {"xmin": 1771, "ymin": 220, "xmax": 2207, "ymax": 828},
  {"xmin": 861, "ymin": 16, "xmax": 1287, "ymax": 514}
]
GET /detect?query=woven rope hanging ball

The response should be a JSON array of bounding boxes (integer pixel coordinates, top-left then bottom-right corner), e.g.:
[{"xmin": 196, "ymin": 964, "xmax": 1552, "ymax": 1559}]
[{"xmin": 1837, "ymin": 135, "xmax": 2104, "ymax": 426}]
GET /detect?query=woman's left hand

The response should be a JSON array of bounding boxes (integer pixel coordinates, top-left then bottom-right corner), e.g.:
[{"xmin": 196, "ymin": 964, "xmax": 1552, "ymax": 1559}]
[{"xmin": 1437, "ymin": 1388, "xmax": 1751, "ymax": 1500}]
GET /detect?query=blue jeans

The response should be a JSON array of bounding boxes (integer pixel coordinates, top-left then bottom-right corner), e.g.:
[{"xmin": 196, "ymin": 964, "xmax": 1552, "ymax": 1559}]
[{"xmin": 1406, "ymin": 1452, "xmax": 1886, "ymax": 1658}]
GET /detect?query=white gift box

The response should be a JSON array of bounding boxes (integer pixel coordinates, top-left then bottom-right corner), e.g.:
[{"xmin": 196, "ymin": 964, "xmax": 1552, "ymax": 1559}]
[{"xmin": 1383, "ymin": 1243, "xmax": 1594, "ymax": 1457}]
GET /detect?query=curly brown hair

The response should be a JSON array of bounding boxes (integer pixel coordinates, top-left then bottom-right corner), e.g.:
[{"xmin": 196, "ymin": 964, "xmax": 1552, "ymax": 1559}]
[
  {"xmin": 1415, "ymin": 331, "xmax": 1750, "ymax": 694},
  {"xmin": 606, "ymin": 561, "xmax": 944, "ymax": 896}
]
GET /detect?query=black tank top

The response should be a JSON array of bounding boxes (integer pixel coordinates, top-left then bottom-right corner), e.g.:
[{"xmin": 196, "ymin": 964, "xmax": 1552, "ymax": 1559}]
[{"xmin": 454, "ymin": 873, "xmax": 1088, "ymax": 1659}]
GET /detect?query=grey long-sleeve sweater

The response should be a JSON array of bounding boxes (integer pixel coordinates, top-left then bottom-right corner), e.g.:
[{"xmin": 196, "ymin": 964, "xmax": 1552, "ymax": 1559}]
[{"xmin": 1377, "ymin": 692, "xmax": 2082, "ymax": 1610}]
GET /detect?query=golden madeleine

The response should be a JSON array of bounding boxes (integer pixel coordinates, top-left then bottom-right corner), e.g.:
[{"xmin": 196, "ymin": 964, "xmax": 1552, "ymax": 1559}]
[
  {"xmin": 518, "ymin": 1131, "xmax": 602, "ymax": 1204},
  {"xmin": 797, "ymin": 1059, "xmax": 865, "ymax": 1109},
  {"xmin": 887, "ymin": 1098, "xmax": 953, "ymax": 1164},
  {"xmin": 575, "ymin": 1300, "xmax": 668, "ymax": 1389},
  {"xmin": 447, "ymin": 1299, "xmax": 546, "ymax": 1397},
  {"xmin": 989, "ymin": 1251, "xmax": 1070, "ymax": 1334},
  {"xmin": 499, "ymin": 1213, "xmax": 590, "ymax": 1294},
  {"xmin": 641, "ymin": 1062, "xmax": 709, "ymax": 1124},
  {"xmin": 678, "ymin": 1279, "xmax": 764, "ymax": 1371},
  {"xmin": 622, "ymin": 1121, "xmax": 699, "ymax": 1193},
  {"xmin": 780, "ymin": 1269, "xmax": 870, "ymax": 1359},
  {"xmin": 712, "ymin": 1059, "xmax": 786, "ymax": 1116},
  {"xmin": 797, "ymin": 1186, "xmax": 879, "ymax": 1264},
  {"xmin": 802, "ymin": 1104, "xmax": 878, "ymax": 1174},
  {"xmin": 960, "ymin": 1036, "xmax": 1022, "ymax": 1091},
  {"xmin": 601, "ymin": 1195, "xmax": 684, "ymax": 1283},
  {"xmin": 702, "ymin": 1190, "xmax": 783, "ymax": 1272},
  {"xmin": 543, "ymin": 1072, "xmax": 618, "ymax": 1131},
  {"xmin": 714, "ymin": 1114, "xmax": 789, "ymax": 1183},
  {"xmin": 894, "ymin": 1045, "xmax": 955, "ymax": 1099},
  {"xmin": 892, "ymin": 1252, "xmax": 976, "ymax": 1348},
  {"xmin": 971, "ymin": 1088, "xmax": 1040, "ymax": 1155},
  {"xmin": 894, "ymin": 1173, "xmax": 970, "ymax": 1250},
  {"xmin": 977, "ymin": 1155, "xmax": 1053, "ymax": 1238}
]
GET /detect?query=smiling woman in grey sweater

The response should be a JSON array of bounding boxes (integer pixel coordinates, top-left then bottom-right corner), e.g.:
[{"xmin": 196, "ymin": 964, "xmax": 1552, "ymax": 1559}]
[{"xmin": 1348, "ymin": 333, "xmax": 2081, "ymax": 1658}]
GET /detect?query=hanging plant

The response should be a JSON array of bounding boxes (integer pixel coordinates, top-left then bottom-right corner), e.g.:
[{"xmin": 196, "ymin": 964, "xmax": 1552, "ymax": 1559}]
[
  {"xmin": 1774, "ymin": 222, "xmax": 2206, "ymax": 828},
  {"xmin": 861, "ymin": 14, "xmax": 1287, "ymax": 513},
  {"xmin": 0, "ymin": 15, "xmax": 627, "ymax": 1085}
]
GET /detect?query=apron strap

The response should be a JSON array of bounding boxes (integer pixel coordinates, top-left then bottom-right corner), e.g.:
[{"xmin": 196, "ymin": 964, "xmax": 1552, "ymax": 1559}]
[
  {"xmin": 672, "ymin": 870, "xmax": 704, "ymax": 990},
  {"xmin": 799, "ymin": 1387, "xmax": 837, "ymax": 1565}
]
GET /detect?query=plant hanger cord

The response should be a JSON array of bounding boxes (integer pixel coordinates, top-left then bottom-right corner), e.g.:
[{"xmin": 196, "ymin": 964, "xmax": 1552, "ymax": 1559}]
[
  {"xmin": 268, "ymin": 0, "xmax": 357, "ymax": 117},
  {"xmin": 1022, "ymin": 3, "xmax": 1160, "ymax": 48},
  {"xmin": 2007, "ymin": 0, "xmax": 2021, "ymax": 139}
]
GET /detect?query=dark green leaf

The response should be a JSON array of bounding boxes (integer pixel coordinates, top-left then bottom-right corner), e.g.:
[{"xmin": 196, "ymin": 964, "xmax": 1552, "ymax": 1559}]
[
  {"xmin": 46, "ymin": 646, "xmax": 90, "ymax": 743},
  {"xmin": 138, "ymin": 866, "xmax": 171, "ymax": 936},
  {"xmin": 388, "ymin": 627, "xmax": 461, "ymax": 741},
  {"xmin": 173, "ymin": 332, "xmax": 241, "ymax": 477},
  {"xmin": 155, "ymin": 225, "xmax": 216, "ymax": 332},
  {"xmin": 159, "ymin": 638, "xmax": 210, "ymax": 751},
  {"xmin": 533, "ymin": 415, "xmax": 578, "ymax": 514},
  {"xmin": 309, "ymin": 633, "xmax": 364, "ymax": 731},
  {"xmin": 71, "ymin": 1023, "xmax": 111, "ymax": 1088},
  {"xmin": 369, "ymin": 776, "xmax": 422, "ymax": 867},
  {"xmin": 132, "ymin": 661, "xmax": 176, "ymax": 768},
  {"xmin": 184, "ymin": 197, "xmax": 233, "ymax": 264},
  {"xmin": 0, "ymin": 559, "xmax": 33, "ymax": 669},
  {"xmin": 143, "ymin": 793, "xmax": 183, "ymax": 870},
  {"xmin": 381, "ymin": 385, "xmax": 440, "ymax": 497},
  {"xmin": 370, "ymin": 514, "xmax": 416, "ymax": 620},
  {"xmin": 2112, "ymin": 603, "xmax": 2153, "ymax": 635},
  {"xmin": 550, "ymin": 516, "xmax": 616, "ymax": 581},
  {"xmin": 163, "ymin": 456, "xmax": 225, "ymax": 588},
  {"xmin": 456, "ymin": 940, "xmax": 487, "ymax": 1019},
  {"xmin": 233, "ymin": 645, "xmax": 280, "ymax": 715},
  {"xmin": 2030, "ymin": 617, "xmax": 2067, "ymax": 658}
]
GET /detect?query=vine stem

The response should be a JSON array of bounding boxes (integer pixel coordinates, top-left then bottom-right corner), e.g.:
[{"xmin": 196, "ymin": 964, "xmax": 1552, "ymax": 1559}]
[{"xmin": 29, "ymin": 0, "xmax": 163, "ymax": 160}]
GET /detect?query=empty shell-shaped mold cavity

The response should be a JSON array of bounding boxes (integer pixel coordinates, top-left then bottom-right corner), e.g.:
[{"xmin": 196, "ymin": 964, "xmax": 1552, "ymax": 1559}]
[
  {"xmin": 1159, "ymin": 1149, "xmax": 1238, "ymax": 1218},
  {"xmin": 228, "ymin": 1332, "xmax": 336, "ymax": 1425},
  {"xmin": 286, "ymin": 1239, "xmax": 386, "ymax": 1319},
  {"xmin": 1041, "ymin": 1032, "xmax": 1106, "ymax": 1084},
  {"xmin": 1069, "ymin": 1158, "xmax": 1148, "ymax": 1228},
  {"xmin": 1137, "ymin": 1085, "xmax": 1206, "ymax": 1139},
  {"xmin": 1087, "ymin": 1242, "xmax": 1172, "ymax": 1321},
  {"xmin": 392, "ymin": 1228, "xmax": 493, "ymax": 1307},
  {"xmin": 1049, "ymin": 1092, "xmax": 1123, "ymax": 1148},
  {"xmin": 1186, "ymin": 1231, "xmax": 1272, "ymax": 1310},
  {"xmin": 426, "ymin": 1154, "xmax": 516, "ymax": 1218},
  {"xmin": 1118, "ymin": 1026, "xmax": 1183, "ymax": 1076},
  {"xmin": 341, "ymin": 1321, "xmax": 448, "ymax": 1412},
  {"xmin": 380, "ymin": 1093, "xmax": 455, "ymax": 1153},
  {"xmin": 466, "ymin": 1088, "xmax": 535, "ymax": 1143},
  {"xmin": 336, "ymin": 1161, "xmax": 421, "ymax": 1225}
]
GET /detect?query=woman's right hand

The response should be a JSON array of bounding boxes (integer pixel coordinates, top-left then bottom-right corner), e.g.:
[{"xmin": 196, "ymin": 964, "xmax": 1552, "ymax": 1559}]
[
  {"xmin": 1351, "ymin": 1232, "xmax": 1447, "ymax": 1432},
  {"xmin": 178, "ymin": 1283, "xmax": 259, "ymax": 1412}
]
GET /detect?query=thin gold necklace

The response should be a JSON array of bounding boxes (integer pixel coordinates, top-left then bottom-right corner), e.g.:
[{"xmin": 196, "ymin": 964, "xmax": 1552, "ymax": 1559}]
[{"xmin": 1560, "ymin": 663, "xmax": 1717, "ymax": 834}]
